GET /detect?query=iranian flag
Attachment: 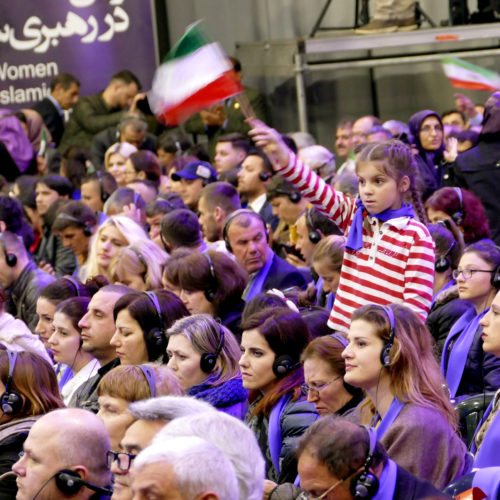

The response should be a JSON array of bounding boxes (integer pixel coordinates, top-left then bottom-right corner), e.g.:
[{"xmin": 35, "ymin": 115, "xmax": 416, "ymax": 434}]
[
  {"xmin": 148, "ymin": 21, "xmax": 244, "ymax": 126},
  {"xmin": 442, "ymin": 57, "xmax": 500, "ymax": 91}
]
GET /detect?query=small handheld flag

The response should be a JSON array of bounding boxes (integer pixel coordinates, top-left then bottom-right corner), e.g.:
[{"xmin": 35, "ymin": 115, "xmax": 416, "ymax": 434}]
[{"xmin": 442, "ymin": 57, "xmax": 500, "ymax": 92}]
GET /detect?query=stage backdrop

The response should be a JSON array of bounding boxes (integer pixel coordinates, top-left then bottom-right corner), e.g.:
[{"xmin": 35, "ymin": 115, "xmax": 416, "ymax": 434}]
[{"xmin": 0, "ymin": 0, "xmax": 158, "ymax": 109}]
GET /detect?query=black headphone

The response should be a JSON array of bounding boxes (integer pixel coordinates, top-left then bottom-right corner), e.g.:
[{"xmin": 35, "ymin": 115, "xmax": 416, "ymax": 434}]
[
  {"xmin": 259, "ymin": 172, "xmax": 272, "ymax": 182},
  {"xmin": 129, "ymin": 246, "xmax": 148, "ymax": 281},
  {"xmin": 200, "ymin": 323, "xmax": 225, "ymax": 373},
  {"xmin": 138, "ymin": 364, "xmax": 156, "ymax": 398},
  {"xmin": 143, "ymin": 291, "xmax": 167, "ymax": 358},
  {"xmin": 54, "ymin": 469, "xmax": 112, "ymax": 497},
  {"xmin": 435, "ymin": 240, "xmax": 457, "ymax": 273},
  {"xmin": 223, "ymin": 209, "xmax": 268, "ymax": 253},
  {"xmin": 202, "ymin": 252, "xmax": 218, "ymax": 302},
  {"xmin": 350, "ymin": 426, "xmax": 380, "ymax": 499},
  {"xmin": 272, "ymin": 354, "xmax": 301, "ymax": 378},
  {"xmin": 55, "ymin": 213, "xmax": 94, "ymax": 237},
  {"xmin": 0, "ymin": 234, "xmax": 17, "ymax": 267},
  {"xmin": 451, "ymin": 187, "xmax": 464, "ymax": 227},
  {"xmin": 96, "ymin": 171, "xmax": 110, "ymax": 203},
  {"xmin": 273, "ymin": 188, "xmax": 302, "ymax": 204},
  {"xmin": 0, "ymin": 350, "xmax": 23, "ymax": 415},
  {"xmin": 380, "ymin": 305, "xmax": 395, "ymax": 368},
  {"xmin": 306, "ymin": 208, "xmax": 322, "ymax": 244}
]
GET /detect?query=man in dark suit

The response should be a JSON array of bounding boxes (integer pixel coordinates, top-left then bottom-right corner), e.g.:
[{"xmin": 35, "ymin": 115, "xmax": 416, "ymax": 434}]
[
  {"xmin": 224, "ymin": 209, "xmax": 306, "ymax": 300},
  {"xmin": 32, "ymin": 73, "xmax": 80, "ymax": 147}
]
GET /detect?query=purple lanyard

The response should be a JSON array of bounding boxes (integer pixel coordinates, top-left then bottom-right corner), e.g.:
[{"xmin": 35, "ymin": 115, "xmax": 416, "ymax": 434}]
[
  {"xmin": 372, "ymin": 397, "xmax": 406, "ymax": 441},
  {"xmin": 268, "ymin": 393, "xmax": 293, "ymax": 475}
]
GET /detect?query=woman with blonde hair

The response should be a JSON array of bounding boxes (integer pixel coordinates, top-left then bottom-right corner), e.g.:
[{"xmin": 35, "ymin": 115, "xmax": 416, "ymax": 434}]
[
  {"xmin": 110, "ymin": 240, "xmax": 168, "ymax": 291},
  {"xmin": 167, "ymin": 314, "xmax": 247, "ymax": 419},
  {"xmin": 104, "ymin": 142, "xmax": 138, "ymax": 187},
  {"xmin": 343, "ymin": 303, "xmax": 470, "ymax": 488},
  {"xmin": 81, "ymin": 215, "xmax": 149, "ymax": 282}
]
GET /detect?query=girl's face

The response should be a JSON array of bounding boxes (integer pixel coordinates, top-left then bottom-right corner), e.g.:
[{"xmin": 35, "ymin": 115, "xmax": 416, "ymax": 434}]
[
  {"xmin": 106, "ymin": 153, "xmax": 128, "ymax": 187},
  {"xmin": 166, "ymin": 334, "xmax": 206, "ymax": 391},
  {"xmin": 110, "ymin": 309, "xmax": 149, "ymax": 365},
  {"xmin": 114, "ymin": 265, "xmax": 147, "ymax": 291},
  {"xmin": 455, "ymin": 252, "xmax": 495, "ymax": 310},
  {"xmin": 239, "ymin": 328, "xmax": 277, "ymax": 394},
  {"xmin": 313, "ymin": 259, "xmax": 341, "ymax": 294},
  {"xmin": 419, "ymin": 116, "xmax": 443, "ymax": 151},
  {"xmin": 342, "ymin": 319, "xmax": 386, "ymax": 390},
  {"xmin": 303, "ymin": 357, "xmax": 346, "ymax": 416},
  {"xmin": 480, "ymin": 291, "xmax": 500, "ymax": 357},
  {"xmin": 48, "ymin": 312, "xmax": 81, "ymax": 366},
  {"xmin": 179, "ymin": 289, "xmax": 215, "ymax": 316},
  {"xmin": 35, "ymin": 297, "xmax": 57, "ymax": 347},
  {"xmin": 96, "ymin": 225, "xmax": 128, "ymax": 271},
  {"xmin": 97, "ymin": 395, "xmax": 134, "ymax": 451},
  {"xmin": 356, "ymin": 161, "xmax": 409, "ymax": 215}
]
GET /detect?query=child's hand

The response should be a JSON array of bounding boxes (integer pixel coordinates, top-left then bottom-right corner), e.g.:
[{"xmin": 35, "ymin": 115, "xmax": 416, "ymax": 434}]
[
  {"xmin": 248, "ymin": 119, "xmax": 291, "ymax": 169},
  {"xmin": 443, "ymin": 137, "xmax": 458, "ymax": 163}
]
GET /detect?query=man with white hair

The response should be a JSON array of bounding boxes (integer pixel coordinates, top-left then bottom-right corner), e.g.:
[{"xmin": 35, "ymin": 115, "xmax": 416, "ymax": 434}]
[
  {"xmin": 156, "ymin": 411, "xmax": 265, "ymax": 500},
  {"xmin": 131, "ymin": 436, "xmax": 239, "ymax": 500}
]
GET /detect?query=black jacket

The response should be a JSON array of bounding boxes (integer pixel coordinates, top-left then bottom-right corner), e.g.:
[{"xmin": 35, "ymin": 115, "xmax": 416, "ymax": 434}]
[
  {"xmin": 32, "ymin": 97, "xmax": 65, "ymax": 146},
  {"xmin": 263, "ymin": 254, "xmax": 308, "ymax": 293}
]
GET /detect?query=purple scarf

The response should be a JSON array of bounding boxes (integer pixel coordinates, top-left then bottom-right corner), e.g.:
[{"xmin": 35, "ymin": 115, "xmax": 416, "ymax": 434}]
[
  {"xmin": 471, "ymin": 393, "xmax": 500, "ymax": 468},
  {"xmin": 0, "ymin": 109, "xmax": 33, "ymax": 172},
  {"xmin": 346, "ymin": 199, "xmax": 415, "ymax": 251}
]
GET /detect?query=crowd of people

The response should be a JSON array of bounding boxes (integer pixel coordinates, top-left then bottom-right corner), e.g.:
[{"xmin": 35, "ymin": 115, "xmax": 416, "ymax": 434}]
[{"xmin": 1, "ymin": 60, "xmax": 500, "ymax": 500}]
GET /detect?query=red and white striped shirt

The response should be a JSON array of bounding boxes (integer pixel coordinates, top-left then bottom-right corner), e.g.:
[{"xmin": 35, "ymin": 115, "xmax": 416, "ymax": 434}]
[{"xmin": 276, "ymin": 153, "xmax": 435, "ymax": 332}]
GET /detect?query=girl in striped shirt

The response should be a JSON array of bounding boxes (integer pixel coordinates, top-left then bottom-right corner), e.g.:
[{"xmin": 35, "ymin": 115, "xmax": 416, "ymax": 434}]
[{"xmin": 250, "ymin": 121, "xmax": 434, "ymax": 333}]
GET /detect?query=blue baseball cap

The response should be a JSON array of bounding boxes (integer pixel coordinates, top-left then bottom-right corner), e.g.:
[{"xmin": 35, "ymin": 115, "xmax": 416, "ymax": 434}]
[{"xmin": 171, "ymin": 161, "xmax": 217, "ymax": 182}]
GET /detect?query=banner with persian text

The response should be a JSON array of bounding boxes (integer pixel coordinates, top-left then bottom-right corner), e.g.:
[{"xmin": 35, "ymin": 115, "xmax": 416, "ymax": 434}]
[{"xmin": 0, "ymin": 0, "xmax": 158, "ymax": 109}]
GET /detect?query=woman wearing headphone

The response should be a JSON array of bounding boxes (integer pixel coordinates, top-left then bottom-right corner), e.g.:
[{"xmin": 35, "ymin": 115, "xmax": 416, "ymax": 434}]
[
  {"xmin": 342, "ymin": 303, "xmax": 469, "ymax": 489},
  {"xmin": 166, "ymin": 314, "xmax": 247, "ymax": 419},
  {"xmin": 104, "ymin": 142, "xmax": 138, "ymax": 188},
  {"xmin": 111, "ymin": 290, "xmax": 188, "ymax": 365},
  {"xmin": 0, "ymin": 350, "xmax": 64, "ymax": 497},
  {"xmin": 239, "ymin": 307, "xmax": 319, "ymax": 483},
  {"xmin": 441, "ymin": 241, "xmax": 500, "ymax": 399},
  {"xmin": 48, "ymin": 297, "xmax": 100, "ymax": 405}
]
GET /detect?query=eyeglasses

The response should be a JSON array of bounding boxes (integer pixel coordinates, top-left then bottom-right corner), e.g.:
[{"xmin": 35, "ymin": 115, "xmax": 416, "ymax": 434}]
[
  {"xmin": 106, "ymin": 450, "xmax": 137, "ymax": 472},
  {"xmin": 298, "ymin": 469, "xmax": 359, "ymax": 500},
  {"xmin": 300, "ymin": 377, "xmax": 341, "ymax": 397},
  {"xmin": 452, "ymin": 269, "xmax": 494, "ymax": 280}
]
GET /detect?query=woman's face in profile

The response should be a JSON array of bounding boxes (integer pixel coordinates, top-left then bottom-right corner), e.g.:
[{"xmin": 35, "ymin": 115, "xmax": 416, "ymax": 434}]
[
  {"xmin": 110, "ymin": 309, "xmax": 149, "ymax": 365},
  {"xmin": 166, "ymin": 334, "xmax": 206, "ymax": 391}
]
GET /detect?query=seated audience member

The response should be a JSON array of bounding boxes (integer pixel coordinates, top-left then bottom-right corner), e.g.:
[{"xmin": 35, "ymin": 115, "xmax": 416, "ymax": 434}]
[
  {"xmin": 198, "ymin": 181, "xmax": 241, "ymax": 252},
  {"xmin": 156, "ymin": 411, "xmax": 265, "ymax": 500},
  {"xmin": 425, "ymin": 187, "xmax": 490, "ymax": 244},
  {"xmin": 160, "ymin": 208, "xmax": 206, "ymax": 254},
  {"xmin": 240, "ymin": 290, "xmax": 290, "ymax": 324},
  {"xmin": 126, "ymin": 178, "xmax": 158, "ymax": 205},
  {"xmin": 103, "ymin": 187, "xmax": 147, "ymax": 226},
  {"xmin": 52, "ymin": 200, "xmax": 98, "ymax": 271},
  {"xmin": 131, "ymin": 436, "xmax": 239, "ymax": 500},
  {"xmin": 239, "ymin": 307, "xmax": 319, "ymax": 482},
  {"xmin": 288, "ymin": 416, "xmax": 451, "ymax": 500},
  {"xmin": 49, "ymin": 297, "xmax": 100, "ymax": 404},
  {"xmin": 0, "ymin": 350, "xmax": 64, "ymax": 498},
  {"xmin": 175, "ymin": 251, "xmax": 247, "ymax": 336},
  {"xmin": 97, "ymin": 364, "xmax": 183, "ymax": 450},
  {"xmin": 167, "ymin": 314, "xmax": 247, "ymax": 418},
  {"xmin": 0, "ymin": 288, "xmax": 49, "ymax": 361},
  {"xmin": 300, "ymin": 307, "xmax": 332, "ymax": 338},
  {"xmin": 123, "ymin": 150, "xmax": 162, "ymax": 186},
  {"xmin": 70, "ymin": 284, "xmax": 132, "ymax": 411},
  {"xmin": 343, "ymin": 304, "xmax": 469, "ymax": 488},
  {"xmin": 383, "ymin": 119, "xmax": 410, "ymax": 141},
  {"xmin": 0, "ymin": 195, "xmax": 34, "ymax": 250},
  {"xmin": 0, "ymin": 231, "xmax": 55, "ymax": 331},
  {"xmin": 298, "ymin": 144, "xmax": 336, "ymax": 185},
  {"xmin": 301, "ymin": 334, "xmax": 363, "ymax": 417},
  {"xmin": 237, "ymin": 148, "xmax": 279, "ymax": 230},
  {"xmin": 332, "ymin": 168, "xmax": 359, "ymax": 197},
  {"xmin": 214, "ymin": 133, "xmax": 251, "ymax": 175},
  {"xmin": 60, "ymin": 147, "xmax": 89, "ymax": 198},
  {"xmin": 104, "ymin": 141, "xmax": 138, "ymax": 188},
  {"xmin": 80, "ymin": 171, "xmax": 118, "ymax": 215},
  {"xmin": 366, "ymin": 124, "xmax": 393, "ymax": 142},
  {"xmin": 170, "ymin": 160, "xmax": 217, "ymax": 211},
  {"xmin": 13, "ymin": 408, "xmax": 112, "ymax": 500},
  {"xmin": 111, "ymin": 290, "xmax": 188, "ymax": 365},
  {"xmin": 156, "ymin": 129, "xmax": 192, "ymax": 172},
  {"xmin": 81, "ymin": 215, "xmax": 148, "ymax": 282},
  {"xmin": 111, "ymin": 395, "xmax": 215, "ymax": 500},
  {"xmin": 223, "ymin": 209, "xmax": 307, "ymax": 300},
  {"xmin": 471, "ymin": 289, "xmax": 500, "ymax": 467},
  {"xmin": 311, "ymin": 235, "xmax": 346, "ymax": 310},
  {"xmin": 442, "ymin": 109, "xmax": 468, "ymax": 138},
  {"xmin": 35, "ymin": 175, "xmax": 77, "ymax": 276},
  {"xmin": 441, "ymin": 241, "xmax": 500, "ymax": 399},
  {"xmin": 91, "ymin": 112, "xmax": 156, "ymax": 169},
  {"xmin": 426, "ymin": 221, "xmax": 474, "ymax": 357},
  {"xmin": 110, "ymin": 241, "xmax": 167, "ymax": 291},
  {"xmin": 162, "ymin": 248, "xmax": 191, "ymax": 296},
  {"xmin": 146, "ymin": 194, "xmax": 187, "ymax": 247},
  {"xmin": 334, "ymin": 119, "xmax": 354, "ymax": 173}
]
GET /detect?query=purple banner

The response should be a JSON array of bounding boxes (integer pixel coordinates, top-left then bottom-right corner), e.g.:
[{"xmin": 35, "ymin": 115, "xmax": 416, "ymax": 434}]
[{"xmin": 0, "ymin": 0, "xmax": 158, "ymax": 109}]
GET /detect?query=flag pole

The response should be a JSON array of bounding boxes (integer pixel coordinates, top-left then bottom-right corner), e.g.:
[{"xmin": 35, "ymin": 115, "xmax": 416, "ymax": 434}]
[{"xmin": 235, "ymin": 92, "xmax": 255, "ymax": 119}]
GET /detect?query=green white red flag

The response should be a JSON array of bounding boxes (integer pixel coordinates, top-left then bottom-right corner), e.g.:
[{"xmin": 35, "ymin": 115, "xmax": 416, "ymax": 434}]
[
  {"xmin": 148, "ymin": 21, "xmax": 244, "ymax": 126},
  {"xmin": 442, "ymin": 57, "xmax": 500, "ymax": 91}
]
